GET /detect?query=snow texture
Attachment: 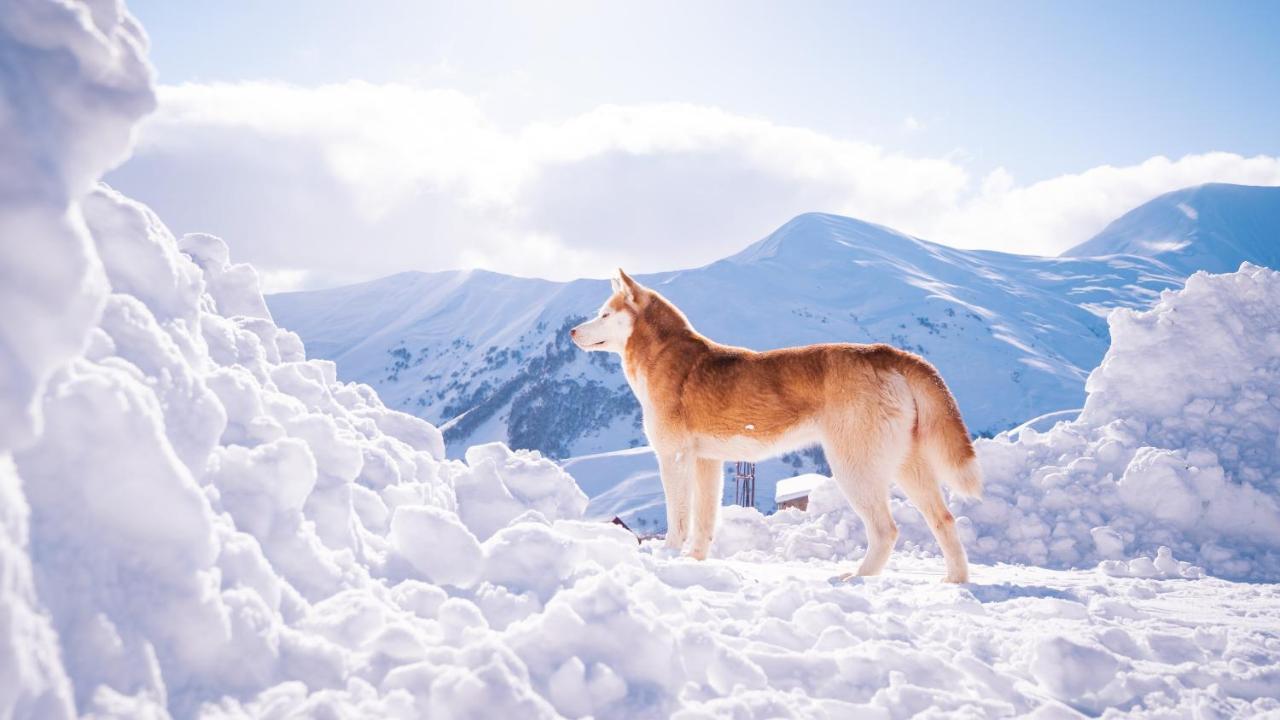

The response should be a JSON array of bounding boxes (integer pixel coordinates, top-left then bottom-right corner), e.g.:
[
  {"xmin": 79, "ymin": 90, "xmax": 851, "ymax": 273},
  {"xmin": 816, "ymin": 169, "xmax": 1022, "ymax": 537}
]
[
  {"xmin": 1, "ymin": 2, "xmax": 154, "ymax": 716},
  {"xmin": 0, "ymin": 0, "xmax": 154, "ymax": 450},
  {"xmin": 2, "ymin": 3, "xmax": 1279, "ymax": 718}
]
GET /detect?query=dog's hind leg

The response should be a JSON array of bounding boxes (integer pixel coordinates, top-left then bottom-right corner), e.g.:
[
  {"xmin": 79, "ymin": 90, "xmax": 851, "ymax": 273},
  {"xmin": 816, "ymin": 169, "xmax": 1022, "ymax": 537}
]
[
  {"xmin": 657, "ymin": 451, "xmax": 692, "ymax": 551},
  {"xmin": 898, "ymin": 448, "xmax": 970, "ymax": 583},
  {"xmin": 826, "ymin": 396, "xmax": 911, "ymax": 578},
  {"xmin": 831, "ymin": 452, "xmax": 898, "ymax": 578},
  {"xmin": 687, "ymin": 457, "xmax": 724, "ymax": 560}
]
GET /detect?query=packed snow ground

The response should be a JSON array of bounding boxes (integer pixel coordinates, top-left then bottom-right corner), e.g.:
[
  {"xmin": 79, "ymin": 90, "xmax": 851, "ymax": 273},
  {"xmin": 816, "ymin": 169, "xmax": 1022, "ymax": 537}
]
[{"xmin": 3, "ymin": 2, "xmax": 1280, "ymax": 718}]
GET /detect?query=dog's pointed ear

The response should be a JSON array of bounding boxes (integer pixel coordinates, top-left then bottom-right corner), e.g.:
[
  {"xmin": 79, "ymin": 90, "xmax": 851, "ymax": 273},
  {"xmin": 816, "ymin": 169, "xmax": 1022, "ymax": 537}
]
[
  {"xmin": 610, "ymin": 272, "xmax": 624, "ymax": 294},
  {"xmin": 615, "ymin": 268, "xmax": 643, "ymax": 302}
]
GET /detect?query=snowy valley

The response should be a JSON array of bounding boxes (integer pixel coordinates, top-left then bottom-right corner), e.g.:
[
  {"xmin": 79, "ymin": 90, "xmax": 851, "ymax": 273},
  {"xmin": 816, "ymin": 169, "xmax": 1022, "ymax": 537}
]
[{"xmin": 2, "ymin": 2, "xmax": 1280, "ymax": 719}]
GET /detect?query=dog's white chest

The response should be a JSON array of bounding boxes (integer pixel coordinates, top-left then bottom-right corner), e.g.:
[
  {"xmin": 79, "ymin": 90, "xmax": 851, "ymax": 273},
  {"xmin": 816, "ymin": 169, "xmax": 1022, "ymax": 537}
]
[{"xmin": 623, "ymin": 367, "xmax": 664, "ymax": 441}]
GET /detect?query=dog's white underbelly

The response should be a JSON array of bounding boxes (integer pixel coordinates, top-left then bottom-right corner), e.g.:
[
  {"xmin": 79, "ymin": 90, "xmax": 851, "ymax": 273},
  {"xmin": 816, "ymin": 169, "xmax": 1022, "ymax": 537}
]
[
  {"xmin": 693, "ymin": 422, "xmax": 822, "ymax": 462},
  {"xmin": 627, "ymin": 368, "xmax": 823, "ymax": 461}
]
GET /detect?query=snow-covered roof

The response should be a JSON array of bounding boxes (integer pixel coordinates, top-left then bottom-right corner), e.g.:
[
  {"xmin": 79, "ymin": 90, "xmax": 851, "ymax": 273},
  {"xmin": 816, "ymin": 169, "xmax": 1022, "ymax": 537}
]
[{"xmin": 775, "ymin": 473, "xmax": 829, "ymax": 502}]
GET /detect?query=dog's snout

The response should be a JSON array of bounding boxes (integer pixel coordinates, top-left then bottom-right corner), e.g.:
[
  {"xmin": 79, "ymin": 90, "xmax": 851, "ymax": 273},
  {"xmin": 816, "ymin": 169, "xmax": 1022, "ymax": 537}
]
[{"xmin": 570, "ymin": 327, "xmax": 578, "ymax": 337}]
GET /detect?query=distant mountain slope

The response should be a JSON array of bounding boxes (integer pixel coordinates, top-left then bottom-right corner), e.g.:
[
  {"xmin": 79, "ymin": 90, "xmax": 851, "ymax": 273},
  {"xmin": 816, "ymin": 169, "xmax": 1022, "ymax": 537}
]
[
  {"xmin": 1064, "ymin": 183, "xmax": 1280, "ymax": 273},
  {"xmin": 269, "ymin": 203, "xmax": 1228, "ymax": 460}
]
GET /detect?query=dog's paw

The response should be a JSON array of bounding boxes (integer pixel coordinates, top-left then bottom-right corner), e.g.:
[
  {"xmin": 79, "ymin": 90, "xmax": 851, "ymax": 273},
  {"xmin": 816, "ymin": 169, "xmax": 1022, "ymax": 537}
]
[
  {"xmin": 828, "ymin": 572, "xmax": 865, "ymax": 586},
  {"xmin": 650, "ymin": 544, "xmax": 682, "ymax": 559},
  {"xmin": 686, "ymin": 547, "xmax": 709, "ymax": 561}
]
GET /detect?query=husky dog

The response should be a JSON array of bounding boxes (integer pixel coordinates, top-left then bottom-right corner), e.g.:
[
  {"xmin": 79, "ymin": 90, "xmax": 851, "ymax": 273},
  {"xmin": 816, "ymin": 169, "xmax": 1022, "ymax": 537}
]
[{"xmin": 571, "ymin": 270, "xmax": 982, "ymax": 582}]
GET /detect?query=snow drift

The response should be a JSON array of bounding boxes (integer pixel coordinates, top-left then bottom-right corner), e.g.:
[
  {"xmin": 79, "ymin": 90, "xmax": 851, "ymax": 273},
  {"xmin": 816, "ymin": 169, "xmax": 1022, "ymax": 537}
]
[
  {"xmin": 0, "ymin": 4, "xmax": 591, "ymax": 716},
  {"xmin": 2, "ymin": 2, "xmax": 155, "ymax": 715},
  {"xmin": 6, "ymin": 164, "xmax": 603, "ymax": 718}
]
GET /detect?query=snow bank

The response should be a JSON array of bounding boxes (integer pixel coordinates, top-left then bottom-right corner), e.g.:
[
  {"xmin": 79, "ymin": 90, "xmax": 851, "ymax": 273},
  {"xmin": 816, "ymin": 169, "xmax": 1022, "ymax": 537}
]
[
  {"xmin": 0, "ymin": 4, "xmax": 595, "ymax": 715},
  {"xmin": 0, "ymin": 166, "xmax": 629, "ymax": 712},
  {"xmin": 0, "ymin": 0, "xmax": 153, "ymax": 449},
  {"xmin": 1, "ymin": 3, "xmax": 153, "ymax": 716},
  {"xmin": 971, "ymin": 263, "xmax": 1280, "ymax": 580},
  {"xmin": 2, "ymin": 184, "xmax": 616, "ymax": 717},
  {"xmin": 717, "ymin": 264, "xmax": 1280, "ymax": 581}
]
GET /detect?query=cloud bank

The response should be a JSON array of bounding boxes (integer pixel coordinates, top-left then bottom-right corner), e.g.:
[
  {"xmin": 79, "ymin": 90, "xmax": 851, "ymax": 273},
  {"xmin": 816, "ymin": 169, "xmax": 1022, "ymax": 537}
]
[{"xmin": 109, "ymin": 81, "xmax": 1280, "ymax": 290}]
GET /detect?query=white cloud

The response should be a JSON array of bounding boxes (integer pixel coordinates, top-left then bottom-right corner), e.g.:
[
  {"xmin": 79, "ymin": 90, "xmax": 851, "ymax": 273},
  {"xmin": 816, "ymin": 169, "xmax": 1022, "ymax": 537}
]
[
  {"xmin": 109, "ymin": 81, "xmax": 1280, "ymax": 290},
  {"xmin": 936, "ymin": 153, "xmax": 1280, "ymax": 256}
]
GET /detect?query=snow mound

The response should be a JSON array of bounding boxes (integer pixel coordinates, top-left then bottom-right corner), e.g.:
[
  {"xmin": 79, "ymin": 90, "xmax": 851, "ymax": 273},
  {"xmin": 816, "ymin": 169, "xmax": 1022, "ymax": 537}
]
[
  {"xmin": 0, "ymin": 5, "xmax": 596, "ymax": 715},
  {"xmin": 10, "ymin": 180, "xmax": 613, "ymax": 717},
  {"xmin": 2, "ymin": 2, "xmax": 155, "ymax": 715},
  {"xmin": 716, "ymin": 264, "xmax": 1280, "ymax": 581},
  {"xmin": 0, "ymin": 0, "xmax": 155, "ymax": 450},
  {"xmin": 974, "ymin": 263, "xmax": 1280, "ymax": 579}
]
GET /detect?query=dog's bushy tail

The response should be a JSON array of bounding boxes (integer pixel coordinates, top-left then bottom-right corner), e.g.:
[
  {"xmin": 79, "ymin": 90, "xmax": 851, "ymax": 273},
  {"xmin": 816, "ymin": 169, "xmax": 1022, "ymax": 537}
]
[{"xmin": 904, "ymin": 363, "xmax": 983, "ymax": 498}]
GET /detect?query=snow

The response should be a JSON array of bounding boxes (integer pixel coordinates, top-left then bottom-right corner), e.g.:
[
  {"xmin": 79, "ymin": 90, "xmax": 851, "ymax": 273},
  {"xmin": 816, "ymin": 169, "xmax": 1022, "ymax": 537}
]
[
  {"xmin": 1065, "ymin": 183, "xmax": 1280, "ymax": 274},
  {"xmin": 776, "ymin": 473, "xmax": 829, "ymax": 504},
  {"xmin": 1028, "ymin": 635, "xmax": 1119, "ymax": 704},
  {"xmin": 388, "ymin": 506, "xmax": 483, "ymax": 587},
  {"xmin": 3, "ymin": 2, "xmax": 1280, "ymax": 717},
  {"xmin": 0, "ymin": 0, "xmax": 154, "ymax": 450},
  {"xmin": 1, "ymin": 2, "xmax": 155, "ymax": 716},
  {"xmin": 455, "ymin": 443, "xmax": 589, "ymax": 540},
  {"xmin": 974, "ymin": 264, "xmax": 1280, "ymax": 580}
]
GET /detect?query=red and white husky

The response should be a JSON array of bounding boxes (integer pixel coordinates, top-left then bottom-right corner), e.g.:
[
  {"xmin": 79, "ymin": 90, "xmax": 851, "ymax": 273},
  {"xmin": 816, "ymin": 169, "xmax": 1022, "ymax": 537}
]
[{"xmin": 571, "ymin": 270, "xmax": 982, "ymax": 582}]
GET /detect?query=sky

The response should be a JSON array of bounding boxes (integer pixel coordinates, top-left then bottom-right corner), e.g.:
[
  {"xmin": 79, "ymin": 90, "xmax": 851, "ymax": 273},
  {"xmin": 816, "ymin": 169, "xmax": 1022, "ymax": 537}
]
[{"xmin": 108, "ymin": 0, "xmax": 1280, "ymax": 291}]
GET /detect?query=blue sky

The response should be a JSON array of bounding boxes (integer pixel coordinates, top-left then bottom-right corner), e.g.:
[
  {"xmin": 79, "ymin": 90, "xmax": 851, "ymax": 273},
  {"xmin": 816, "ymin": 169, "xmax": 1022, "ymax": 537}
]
[{"xmin": 113, "ymin": 1, "xmax": 1280, "ymax": 289}]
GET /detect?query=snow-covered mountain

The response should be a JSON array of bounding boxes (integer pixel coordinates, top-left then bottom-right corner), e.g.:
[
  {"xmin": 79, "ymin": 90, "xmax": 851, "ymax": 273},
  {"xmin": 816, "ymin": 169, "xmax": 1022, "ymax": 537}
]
[
  {"xmin": 1064, "ymin": 183, "xmax": 1280, "ymax": 273},
  {"xmin": 272, "ymin": 186, "xmax": 1280, "ymax": 462}
]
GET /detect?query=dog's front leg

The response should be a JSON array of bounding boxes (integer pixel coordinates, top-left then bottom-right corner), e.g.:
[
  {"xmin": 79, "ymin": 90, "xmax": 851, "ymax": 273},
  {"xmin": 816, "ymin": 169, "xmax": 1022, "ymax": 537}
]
[
  {"xmin": 687, "ymin": 457, "xmax": 724, "ymax": 560},
  {"xmin": 657, "ymin": 451, "xmax": 692, "ymax": 551}
]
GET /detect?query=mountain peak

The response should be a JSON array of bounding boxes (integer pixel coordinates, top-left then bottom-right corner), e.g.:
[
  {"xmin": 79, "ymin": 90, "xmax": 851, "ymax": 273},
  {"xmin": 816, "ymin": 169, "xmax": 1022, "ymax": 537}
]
[
  {"xmin": 729, "ymin": 211, "xmax": 927, "ymax": 267},
  {"xmin": 1064, "ymin": 183, "xmax": 1280, "ymax": 273}
]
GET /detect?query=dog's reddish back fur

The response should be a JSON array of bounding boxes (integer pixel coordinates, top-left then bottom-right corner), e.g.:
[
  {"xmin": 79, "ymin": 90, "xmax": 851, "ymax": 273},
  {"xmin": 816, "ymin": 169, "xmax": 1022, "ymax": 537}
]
[{"xmin": 616, "ymin": 284, "xmax": 976, "ymax": 470}]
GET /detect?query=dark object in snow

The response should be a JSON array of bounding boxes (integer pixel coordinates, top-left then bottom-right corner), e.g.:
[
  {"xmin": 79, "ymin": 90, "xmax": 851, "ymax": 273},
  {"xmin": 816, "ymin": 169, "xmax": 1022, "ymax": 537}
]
[
  {"xmin": 611, "ymin": 516, "xmax": 641, "ymax": 544},
  {"xmin": 778, "ymin": 495, "xmax": 808, "ymax": 512},
  {"xmin": 734, "ymin": 461, "xmax": 756, "ymax": 508}
]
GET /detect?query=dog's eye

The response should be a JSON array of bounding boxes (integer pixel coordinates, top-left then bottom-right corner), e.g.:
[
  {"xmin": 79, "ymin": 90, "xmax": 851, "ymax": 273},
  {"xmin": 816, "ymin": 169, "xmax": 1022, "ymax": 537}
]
[{"xmin": 601, "ymin": 312, "xmax": 611, "ymax": 318}]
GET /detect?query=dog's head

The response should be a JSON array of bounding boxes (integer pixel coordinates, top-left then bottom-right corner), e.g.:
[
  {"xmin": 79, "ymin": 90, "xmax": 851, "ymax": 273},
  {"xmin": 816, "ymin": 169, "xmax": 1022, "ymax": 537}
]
[{"xmin": 570, "ymin": 268, "xmax": 648, "ymax": 353}]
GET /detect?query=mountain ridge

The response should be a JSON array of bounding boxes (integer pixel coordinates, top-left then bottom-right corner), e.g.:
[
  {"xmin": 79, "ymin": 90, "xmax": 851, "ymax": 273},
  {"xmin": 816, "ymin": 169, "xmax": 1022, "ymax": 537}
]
[{"xmin": 267, "ymin": 183, "xmax": 1278, "ymax": 463}]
